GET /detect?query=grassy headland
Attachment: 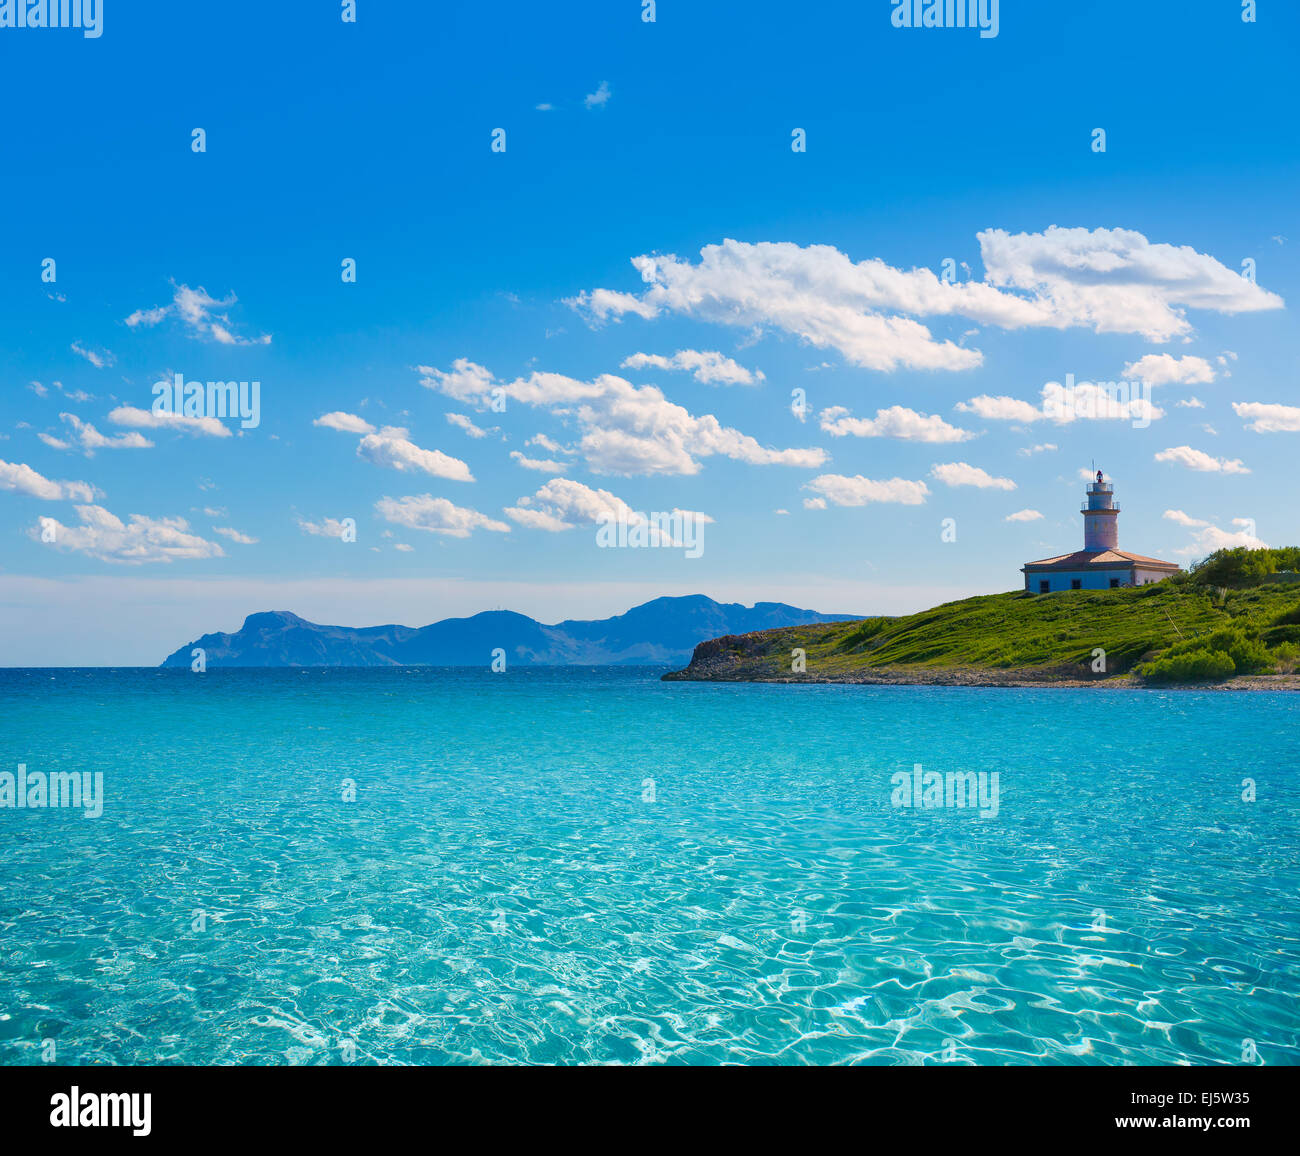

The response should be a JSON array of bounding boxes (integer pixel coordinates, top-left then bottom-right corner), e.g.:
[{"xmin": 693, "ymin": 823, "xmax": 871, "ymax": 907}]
[{"xmin": 664, "ymin": 547, "xmax": 1300, "ymax": 688}]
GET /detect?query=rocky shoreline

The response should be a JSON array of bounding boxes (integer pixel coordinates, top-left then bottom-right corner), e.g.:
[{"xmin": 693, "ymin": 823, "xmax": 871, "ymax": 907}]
[{"xmin": 664, "ymin": 668, "xmax": 1300, "ymax": 690}]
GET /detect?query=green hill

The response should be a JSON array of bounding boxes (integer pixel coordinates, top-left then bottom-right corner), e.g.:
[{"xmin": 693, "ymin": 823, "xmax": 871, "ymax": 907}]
[{"xmin": 664, "ymin": 548, "xmax": 1300, "ymax": 687}]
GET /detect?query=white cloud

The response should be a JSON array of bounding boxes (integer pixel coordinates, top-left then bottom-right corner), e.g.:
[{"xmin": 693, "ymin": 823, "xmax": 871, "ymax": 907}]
[
  {"xmin": 1177, "ymin": 398, "xmax": 1205, "ymax": 409},
  {"xmin": 528, "ymin": 433, "xmax": 572, "ymax": 455},
  {"xmin": 445, "ymin": 412, "xmax": 497, "ymax": 439},
  {"xmin": 820, "ymin": 405, "xmax": 974, "ymax": 443},
  {"xmin": 956, "ymin": 394, "xmax": 1043, "ymax": 423},
  {"xmin": 502, "ymin": 505, "xmax": 574, "ymax": 532},
  {"xmin": 52, "ymin": 413, "xmax": 153, "ymax": 455},
  {"xmin": 509, "ymin": 450, "xmax": 567, "ymax": 474},
  {"xmin": 374, "ymin": 494, "xmax": 510, "ymax": 538},
  {"xmin": 571, "ymin": 288, "xmax": 659, "ymax": 321},
  {"xmin": 394, "ymin": 543, "xmax": 414, "ymax": 552},
  {"xmin": 802, "ymin": 474, "xmax": 930, "ymax": 507},
  {"xmin": 570, "ymin": 240, "xmax": 992, "ymax": 372},
  {"xmin": 1164, "ymin": 509, "xmax": 1266, "ymax": 554},
  {"xmin": 620, "ymin": 350, "xmax": 764, "ymax": 386},
  {"xmin": 567, "ymin": 229, "xmax": 1282, "ymax": 373},
  {"xmin": 930, "ymin": 462, "xmax": 1016, "ymax": 491},
  {"xmin": 212, "ymin": 526, "xmax": 258, "ymax": 545},
  {"xmin": 979, "ymin": 226, "xmax": 1283, "ymax": 341},
  {"xmin": 1154, "ymin": 446, "xmax": 1250, "ymax": 474},
  {"xmin": 125, "ymin": 283, "xmax": 271, "ymax": 345},
  {"xmin": 108, "ymin": 405, "xmax": 232, "ymax": 438},
  {"xmin": 316, "ymin": 414, "xmax": 475, "ymax": 482},
  {"xmin": 956, "ymin": 380, "xmax": 1163, "ymax": 425},
  {"xmin": 1233, "ymin": 401, "xmax": 1300, "ymax": 433},
  {"xmin": 124, "ymin": 306, "xmax": 168, "ymax": 328},
  {"xmin": 357, "ymin": 429, "xmax": 474, "ymax": 482},
  {"xmin": 0, "ymin": 459, "xmax": 98, "ymax": 502},
  {"xmin": 1005, "ymin": 509, "xmax": 1043, "ymax": 522},
  {"xmin": 33, "ymin": 505, "xmax": 224, "ymax": 564},
  {"xmin": 505, "ymin": 478, "xmax": 711, "ymax": 543},
  {"xmin": 70, "ymin": 342, "xmax": 115, "ymax": 369},
  {"xmin": 505, "ymin": 478, "xmax": 635, "ymax": 532},
  {"xmin": 1017, "ymin": 442, "xmax": 1058, "ymax": 456},
  {"xmin": 584, "ymin": 81, "xmax": 611, "ymax": 109},
  {"xmin": 419, "ymin": 360, "xmax": 825, "ymax": 476},
  {"xmin": 421, "ymin": 360, "xmax": 501, "ymax": 404},
  {"xmin": 1189, "ymin": 524, "xmax": 1266, "ymax": 552},
  {"xmin": 314, "ymin": 411, "xmax": 376, "ymax": 434},
  {"xmin": 298, "ymin": 517, "xmax": 353, "ymax": 539},
  {"xmin": 1121, "ymin": 353, "xmax": 1215, "ymax": 386}
]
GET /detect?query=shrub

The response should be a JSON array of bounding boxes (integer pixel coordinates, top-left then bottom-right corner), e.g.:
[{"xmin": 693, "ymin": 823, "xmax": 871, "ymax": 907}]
[
  {"xmin": 1225, "ymin": 636, "xmax": 1273, "ymax": 675},
  {"xmin": 1272, "ymin": 603, "xmax": 1300, "ymax": 627},
  {"xmin": 1138, "ymin": 648, "xmax": 1236, "ymax": 683},
  {"xmin": 1158, "ymin": 628, "xmax": 1272, "ymax": 675},
  {"xmin": 1271, "ymin": 641, "xmax": 1300, "ymax": 664},
  {"xmin": 1191, "ymin": 546, "xmax": 1300, "ymax": 589}
]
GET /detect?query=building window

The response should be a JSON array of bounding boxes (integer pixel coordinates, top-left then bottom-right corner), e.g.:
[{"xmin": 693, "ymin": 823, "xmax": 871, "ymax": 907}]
[
  {"xmin": 1109, "ymin": 578, "xmax": 1120, "ymax": 589},
  {"xmin": 1071, "ymin": 579, "xmax": 1082, "ymax": 590},
  {"xmin": 1039, "ymin": 580, "xmax": 1050, "ymax": 594}
]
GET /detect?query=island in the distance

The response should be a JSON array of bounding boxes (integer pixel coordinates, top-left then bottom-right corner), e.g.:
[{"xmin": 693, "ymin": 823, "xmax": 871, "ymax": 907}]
[{"xmin": 159, "ymin": 595, "xmax": 860, "ymax": 668}]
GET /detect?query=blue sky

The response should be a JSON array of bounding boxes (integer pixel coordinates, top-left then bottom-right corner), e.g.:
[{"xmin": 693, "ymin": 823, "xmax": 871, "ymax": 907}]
[{"xmin": 2, "ymin": 0, "xmax": 1297, "ymax": 664}]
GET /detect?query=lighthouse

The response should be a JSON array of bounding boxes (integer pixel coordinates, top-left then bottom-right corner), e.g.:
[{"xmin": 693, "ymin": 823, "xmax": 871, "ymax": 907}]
[
  {"xmin": 1021, "ymin": 471, "xmax": 1181, "ymax": 594},
  {"xmin": 1082, "ymin": 469, "xmax": 1119, "ymax": 551}
]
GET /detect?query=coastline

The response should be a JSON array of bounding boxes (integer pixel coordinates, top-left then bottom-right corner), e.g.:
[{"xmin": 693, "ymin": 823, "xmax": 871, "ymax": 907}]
[{"xmin": 662, "ymin": 665, "xmax": 1300, "ymax": 691}]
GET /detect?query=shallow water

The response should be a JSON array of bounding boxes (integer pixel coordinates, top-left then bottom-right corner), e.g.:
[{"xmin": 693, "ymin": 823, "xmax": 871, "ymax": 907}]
[{"xmin": 0, "ymin": 667, "xmax": 1296, "ymax": 1065}]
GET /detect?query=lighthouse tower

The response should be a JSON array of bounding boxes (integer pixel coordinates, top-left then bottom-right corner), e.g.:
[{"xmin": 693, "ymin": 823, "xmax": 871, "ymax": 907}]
[{"xmin": 1082, "ymin": 469, "xmax": 1119, "ymax": 551}]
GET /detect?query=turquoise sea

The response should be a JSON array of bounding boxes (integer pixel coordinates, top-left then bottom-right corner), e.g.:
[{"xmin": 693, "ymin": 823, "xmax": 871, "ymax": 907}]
[{"xmin": 1, "ymin": 667, "xmax": 1296, "ymax": 1066}]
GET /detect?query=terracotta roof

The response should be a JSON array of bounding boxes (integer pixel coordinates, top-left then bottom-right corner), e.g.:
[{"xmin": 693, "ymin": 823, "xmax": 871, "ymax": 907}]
[{"xmin": 1022, "ymin": 549, "xmax": 1181, "ymax": 570}]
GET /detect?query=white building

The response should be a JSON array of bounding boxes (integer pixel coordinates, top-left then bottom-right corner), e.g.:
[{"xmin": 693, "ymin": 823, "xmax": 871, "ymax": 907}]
[{"xmin": 1022, "ymin": 472, "xmax": 1181, "ymax": 594}]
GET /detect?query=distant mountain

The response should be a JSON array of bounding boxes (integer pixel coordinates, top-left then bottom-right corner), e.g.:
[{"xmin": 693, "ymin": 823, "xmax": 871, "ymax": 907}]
[{"xmin": 158, "ymin": 595, "xmax": 861, "ymax": 668}]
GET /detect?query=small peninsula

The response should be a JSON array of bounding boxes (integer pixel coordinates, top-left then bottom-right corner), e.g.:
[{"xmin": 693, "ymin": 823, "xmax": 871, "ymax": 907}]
[{"xmin": 664, "ymin": 546, "xmax": 1300, "ymax": 689}]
